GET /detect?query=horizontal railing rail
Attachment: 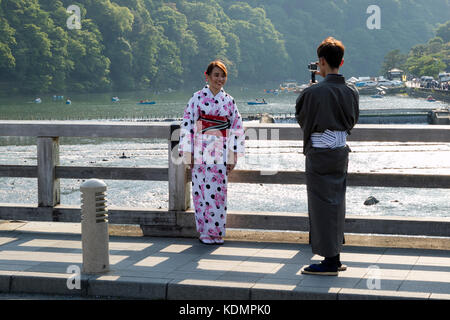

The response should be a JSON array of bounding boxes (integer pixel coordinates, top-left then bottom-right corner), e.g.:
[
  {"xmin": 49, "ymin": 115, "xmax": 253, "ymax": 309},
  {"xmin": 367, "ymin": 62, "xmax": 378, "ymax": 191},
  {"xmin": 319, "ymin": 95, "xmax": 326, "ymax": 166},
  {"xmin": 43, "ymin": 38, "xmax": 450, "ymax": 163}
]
[
  {"xmin": 1, "ymin": 167, "xmax": 448, "ymax": 189},
  {"xmin": 0, "ymin": 120, "xmax": 449, "ymax": 238},
  {"xmin": 1, "ymin": 121, "xmax": 450, "ymax": 141}
]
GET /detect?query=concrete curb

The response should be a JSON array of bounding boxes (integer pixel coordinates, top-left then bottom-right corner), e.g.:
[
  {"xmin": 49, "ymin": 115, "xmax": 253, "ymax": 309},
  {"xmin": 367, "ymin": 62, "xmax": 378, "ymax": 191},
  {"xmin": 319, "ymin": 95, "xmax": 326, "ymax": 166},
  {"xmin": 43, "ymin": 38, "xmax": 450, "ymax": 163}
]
[
  {"xmin": 0, "ymin": 273, "xmax": 441, "ymax": 300},
  {"xmin": 87, "ymin": 276, "xmax": 168, "ymax": 299}
]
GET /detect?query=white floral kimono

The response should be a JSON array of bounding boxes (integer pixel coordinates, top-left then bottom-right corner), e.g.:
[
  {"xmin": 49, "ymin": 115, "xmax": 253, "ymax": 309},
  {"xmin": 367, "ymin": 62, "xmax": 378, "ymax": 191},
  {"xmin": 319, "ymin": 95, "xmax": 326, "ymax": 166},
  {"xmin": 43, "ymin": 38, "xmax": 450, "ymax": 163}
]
[{"xmin": 179, "ymin": 85, "xmax": 245, "ymax": 238}]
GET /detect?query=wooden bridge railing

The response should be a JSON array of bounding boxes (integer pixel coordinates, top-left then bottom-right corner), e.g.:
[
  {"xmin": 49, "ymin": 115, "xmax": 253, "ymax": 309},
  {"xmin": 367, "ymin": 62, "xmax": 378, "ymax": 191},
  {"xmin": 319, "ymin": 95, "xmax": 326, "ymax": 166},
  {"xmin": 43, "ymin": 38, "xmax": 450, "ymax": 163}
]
[{"xmin": 0, "ymin": 120, "xmax": 449, "ymax": 238}]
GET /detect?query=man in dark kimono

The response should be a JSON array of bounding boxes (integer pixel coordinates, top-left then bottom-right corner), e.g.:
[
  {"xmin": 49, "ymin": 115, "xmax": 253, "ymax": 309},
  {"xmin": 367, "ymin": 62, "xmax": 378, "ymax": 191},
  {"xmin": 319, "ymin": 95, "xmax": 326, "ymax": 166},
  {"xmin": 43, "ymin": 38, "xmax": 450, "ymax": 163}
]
[{"xmin": 295, "ymin": 37, "xmax": 359, "ymax": 276}]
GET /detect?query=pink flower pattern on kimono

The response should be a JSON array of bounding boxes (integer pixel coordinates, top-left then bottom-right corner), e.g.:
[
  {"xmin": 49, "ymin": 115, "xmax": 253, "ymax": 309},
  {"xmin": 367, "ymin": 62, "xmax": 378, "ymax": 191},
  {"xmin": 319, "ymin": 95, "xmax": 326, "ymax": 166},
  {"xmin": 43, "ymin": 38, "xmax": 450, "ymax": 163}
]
[
  {"xmin": 179, "ymin": 85, "xmax": 244, "ymax": 238},
  {"xmin": 208, "ymin": 226, "xmax": 222, "ymax": 238},
  {"xmin": 204, "ymin": 202, "xmax": 214, "ymax": 222},
  {"xmin": 214, "ymin": 192, "xmax": 225, "ymax": 210},
  {"xmin": 210, "ymin": 166, "xmax": 225, "ymax": 185},
  {"xmin": 196, "ymin": 216, "xmax": 205, "ymax": 233}
]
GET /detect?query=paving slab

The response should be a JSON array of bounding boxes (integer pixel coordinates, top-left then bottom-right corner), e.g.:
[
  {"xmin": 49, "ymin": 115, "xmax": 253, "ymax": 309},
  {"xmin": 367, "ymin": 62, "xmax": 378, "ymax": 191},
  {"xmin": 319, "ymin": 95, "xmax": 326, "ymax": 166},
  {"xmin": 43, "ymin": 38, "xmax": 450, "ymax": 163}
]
[
  {"xmin": 0, "ymin": 237, "xmax": 18, "ymax": 246},
  {"xmin": 9, "ymin": 270, "xmax": 86, "ymax": 296},
  {"xmin": 260, "ymin": 263, "xmax": 305, "ymax": 280},
  {"xmin": 338, "ymin": 288, "xmax": 431, "ymax": 300},
  {"xmin": 251, "ymin": 278, "xmax": 305, "ymax": 300},
  {"xmin": 87, "ymin": 276, "xmax": 168, "ymax": 299},
  {"xmin": 167, "ymin": 278, "xmax": 252, "ymax": 300},
  {"xmin": 430, "ymin": 293, "xmax": 450, "ymax": 300},
  {"xmin": 0, "ymin": 275, "xmax": 11, "ymax": 292}
]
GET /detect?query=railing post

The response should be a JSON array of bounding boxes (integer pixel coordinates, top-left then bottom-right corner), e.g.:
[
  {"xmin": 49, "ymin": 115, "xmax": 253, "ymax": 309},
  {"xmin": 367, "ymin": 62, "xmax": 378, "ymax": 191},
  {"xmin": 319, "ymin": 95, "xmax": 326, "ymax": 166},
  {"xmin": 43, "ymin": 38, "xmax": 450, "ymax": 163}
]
[
  {"xmin": 80, "ymin": 179, "xmax": 109, "ymax": 274},
  {"xmin": 37, "ymin": 137, "xmax": 60, "ymax": 212},
  {"xmin": 168, "ymin": 123, "xmax": 190, "ymax": 211}
]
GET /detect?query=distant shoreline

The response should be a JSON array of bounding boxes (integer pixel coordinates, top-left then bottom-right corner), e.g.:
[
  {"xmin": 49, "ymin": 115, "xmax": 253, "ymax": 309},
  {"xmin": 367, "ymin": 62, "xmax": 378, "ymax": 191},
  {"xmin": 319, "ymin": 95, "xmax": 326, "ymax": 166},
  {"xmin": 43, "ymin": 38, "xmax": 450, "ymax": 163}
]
[{"xmin": 407, "ymin": 87, "xmax": 450, "ymax": 103}]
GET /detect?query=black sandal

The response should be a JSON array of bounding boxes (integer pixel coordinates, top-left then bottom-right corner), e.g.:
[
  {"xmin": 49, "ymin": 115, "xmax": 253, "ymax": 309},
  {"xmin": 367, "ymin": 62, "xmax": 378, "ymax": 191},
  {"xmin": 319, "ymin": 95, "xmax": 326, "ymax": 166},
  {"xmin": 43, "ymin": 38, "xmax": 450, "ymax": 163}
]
[{"xmin": 301, "ymin": 263, "xmax": 338, "ymax": 276}]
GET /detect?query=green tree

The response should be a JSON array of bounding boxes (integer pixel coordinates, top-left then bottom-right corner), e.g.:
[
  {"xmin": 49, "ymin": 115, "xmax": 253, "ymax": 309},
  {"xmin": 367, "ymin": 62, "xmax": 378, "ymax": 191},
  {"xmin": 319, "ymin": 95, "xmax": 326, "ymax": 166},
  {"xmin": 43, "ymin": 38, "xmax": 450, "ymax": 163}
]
[
  {"xmin": 1, "ymin": 0, "xmax": 449, "ymax": 95},
  {"xmin": 403, "ymin": 19, "xmax": 449, "ymax": 78},
  {"xmin": 0, "ymin": 16, "xmax": 16, "ymax": 73},
  {"xmin": 153, "ymin": 4, "xmax": 198, "ymax": 84},
  {"xmin": 381, "ymin": 49, "xmax": 407, "ymax": 76},
  {"xmin": 436, "ymin": 20, "xmax": 450, "ymax": 42},
  {"xmin": 188, "ymin": 20, "xmax": 228, "ymax": 78},
  {"xmin": 66, "ymin": 20, "xmax": 112, "ymax": 92},
  {"xmin": 226, "ymin": 2, "xmax": 288, "ymax": 83},
  {"xmin": 427, "ymin": 37, "xmax": 444, "ymax": 54},
  {"xmin": 15, "ymin": 24, "xmax": 53, "ymax": 93},
  {"xmin": 130, "ymin": 25, "xmax": 159, "ymax": 89},
  {"xmin": 409, "ymin": 44, "xmax": 428, "ymax": 58},
  {"xmin": 153, "ymin": 38, "xmax": 183, "ymax": 89}
]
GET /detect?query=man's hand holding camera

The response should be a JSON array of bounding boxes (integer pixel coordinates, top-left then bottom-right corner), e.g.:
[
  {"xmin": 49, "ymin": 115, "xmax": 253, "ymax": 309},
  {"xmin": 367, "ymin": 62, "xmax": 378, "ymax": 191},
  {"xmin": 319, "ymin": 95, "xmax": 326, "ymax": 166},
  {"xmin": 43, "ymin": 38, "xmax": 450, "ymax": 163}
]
[{"xmin": 308, "ymin": 62, "xmax": 319, "ymax": 84}]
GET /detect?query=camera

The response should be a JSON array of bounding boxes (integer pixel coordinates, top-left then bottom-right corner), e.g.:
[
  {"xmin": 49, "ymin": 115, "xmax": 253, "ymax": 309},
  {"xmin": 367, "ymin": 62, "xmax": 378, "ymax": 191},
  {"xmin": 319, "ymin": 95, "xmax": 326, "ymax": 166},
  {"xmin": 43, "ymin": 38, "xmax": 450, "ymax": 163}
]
[
  {"xmin": 308, "ymin": 62, "xmax": 318, "ymax": 83},
  {"xmin": 308, "ymin": 62, "xmax": 318, "ymax": 71}
]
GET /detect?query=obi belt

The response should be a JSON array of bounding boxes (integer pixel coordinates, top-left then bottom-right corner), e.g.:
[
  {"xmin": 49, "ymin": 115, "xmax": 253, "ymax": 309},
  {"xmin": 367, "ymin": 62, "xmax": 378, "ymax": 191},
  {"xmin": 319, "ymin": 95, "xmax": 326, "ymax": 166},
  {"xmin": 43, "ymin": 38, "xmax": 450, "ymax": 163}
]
[
  {"xmin": 310, "ymin": 130, "xmax": 347, "ymax": 149},
  {"xmin": 196, "ymin": 114, "xmax": 230, "ymax": 137}
]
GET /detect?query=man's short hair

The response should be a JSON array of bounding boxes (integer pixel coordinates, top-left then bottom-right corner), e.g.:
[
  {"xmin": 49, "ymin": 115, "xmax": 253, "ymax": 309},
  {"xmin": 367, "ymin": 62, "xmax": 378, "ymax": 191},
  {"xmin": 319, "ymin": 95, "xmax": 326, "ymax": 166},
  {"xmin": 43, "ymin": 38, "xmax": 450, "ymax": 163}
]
[{"xmin": 317, "ymin": 37, "xmax": 345, "ymax": 69}]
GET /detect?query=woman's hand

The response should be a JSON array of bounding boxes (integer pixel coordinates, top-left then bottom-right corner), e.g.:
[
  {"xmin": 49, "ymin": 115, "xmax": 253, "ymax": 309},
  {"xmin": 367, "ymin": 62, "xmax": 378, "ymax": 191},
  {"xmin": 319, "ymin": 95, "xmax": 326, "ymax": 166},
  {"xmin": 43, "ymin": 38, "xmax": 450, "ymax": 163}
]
[
  {"xmin": 226, "ymin": 153, "xmax": 238, "ymax": 174},
  {"xmin": 182, "ymin": 152, "xmax": 194, "ymax": 169}
]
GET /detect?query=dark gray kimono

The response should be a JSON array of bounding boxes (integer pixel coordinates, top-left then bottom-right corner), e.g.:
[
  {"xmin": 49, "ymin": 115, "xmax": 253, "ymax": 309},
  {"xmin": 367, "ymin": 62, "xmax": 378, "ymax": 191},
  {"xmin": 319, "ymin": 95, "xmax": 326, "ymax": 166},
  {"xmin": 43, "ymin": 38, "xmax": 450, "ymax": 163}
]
[{"xmin": 295, "ymin": 74, "xmax": 359, "ymax": 257}]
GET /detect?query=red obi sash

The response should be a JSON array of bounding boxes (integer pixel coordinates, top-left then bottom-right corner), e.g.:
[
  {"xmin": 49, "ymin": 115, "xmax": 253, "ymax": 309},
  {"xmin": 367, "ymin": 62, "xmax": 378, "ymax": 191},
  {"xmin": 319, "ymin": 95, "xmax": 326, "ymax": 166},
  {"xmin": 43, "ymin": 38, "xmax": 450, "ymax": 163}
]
[{"xmin": 196, "ymin": 114, "xmax": 230, "ymax": 137}]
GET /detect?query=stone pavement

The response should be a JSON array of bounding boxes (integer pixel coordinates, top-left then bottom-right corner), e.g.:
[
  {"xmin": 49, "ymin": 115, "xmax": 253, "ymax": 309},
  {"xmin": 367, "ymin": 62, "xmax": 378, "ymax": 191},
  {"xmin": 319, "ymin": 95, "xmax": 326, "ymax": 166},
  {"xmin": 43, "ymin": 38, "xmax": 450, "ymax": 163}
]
[{"xmin": 0, "ymin": 221, "xmax": 449, "ymax": 300}]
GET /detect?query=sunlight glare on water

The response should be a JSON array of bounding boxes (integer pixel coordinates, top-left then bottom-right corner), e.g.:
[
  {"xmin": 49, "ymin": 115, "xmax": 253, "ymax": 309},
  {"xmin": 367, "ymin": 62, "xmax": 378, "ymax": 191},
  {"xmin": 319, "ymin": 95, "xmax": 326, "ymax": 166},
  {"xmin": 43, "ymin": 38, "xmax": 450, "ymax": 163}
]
[{"xmin": 0, "ymin": 139, "xmax": 449, "ymax": 218}]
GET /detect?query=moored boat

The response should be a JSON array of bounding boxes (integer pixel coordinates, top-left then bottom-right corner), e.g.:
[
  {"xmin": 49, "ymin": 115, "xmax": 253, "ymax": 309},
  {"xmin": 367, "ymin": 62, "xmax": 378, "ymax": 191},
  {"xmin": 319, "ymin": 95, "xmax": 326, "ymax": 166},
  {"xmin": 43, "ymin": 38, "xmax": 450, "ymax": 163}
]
[
  {"xmin": 247, "ymin": 99, "xmax": 267, "ymax": 105},
  {"xmin": 138, "ymin": 100, "xmax": 156, "ymax": 105},
  {"xmin": 426, "ymin": 95, "xmax": 436, "ymax": 102}
]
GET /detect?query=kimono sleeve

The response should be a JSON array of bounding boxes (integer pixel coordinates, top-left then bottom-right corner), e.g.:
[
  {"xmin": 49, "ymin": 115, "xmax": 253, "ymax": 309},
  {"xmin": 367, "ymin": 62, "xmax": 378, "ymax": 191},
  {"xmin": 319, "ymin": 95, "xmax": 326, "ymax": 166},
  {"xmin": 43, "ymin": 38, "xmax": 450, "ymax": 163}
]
[
  {"xmin": 295, "ymin": 89, "xmax": 308, "ymax": 128},
  {"xmin": 228, "ymin": 98, "xmax": 245, "ymax": 156},
  {"xmin": 178, "ymin": 96, "xmax": 196, "ymax": 155},
  {"xmin": 294, "ymin": 88, "xmax": 315, "ymax": 154}
]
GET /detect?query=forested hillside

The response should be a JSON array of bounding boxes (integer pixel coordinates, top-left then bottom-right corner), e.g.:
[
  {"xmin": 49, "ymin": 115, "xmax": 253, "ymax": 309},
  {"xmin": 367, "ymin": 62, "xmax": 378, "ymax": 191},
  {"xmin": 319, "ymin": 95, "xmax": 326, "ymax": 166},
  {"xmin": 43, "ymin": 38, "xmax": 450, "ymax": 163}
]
[
  {"xmin": 382, "ymin": 20, "xmax": 450, "ymax": 79},
  {"xmin": 0, "ymin": 0, "xmax": 449, "ymax": 94}
]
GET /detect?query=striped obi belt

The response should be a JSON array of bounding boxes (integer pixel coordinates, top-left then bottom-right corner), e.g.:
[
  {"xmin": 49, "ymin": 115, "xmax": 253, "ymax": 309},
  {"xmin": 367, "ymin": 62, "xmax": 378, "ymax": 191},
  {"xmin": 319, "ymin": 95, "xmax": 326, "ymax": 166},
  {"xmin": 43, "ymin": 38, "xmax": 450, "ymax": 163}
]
[
  {"xmin": 196, "ymin": 114, "xmax": 230, "ymax": 137},
  {"xmin": 310, "ymin": 129, "xmax": 347, "ymax": 149}
]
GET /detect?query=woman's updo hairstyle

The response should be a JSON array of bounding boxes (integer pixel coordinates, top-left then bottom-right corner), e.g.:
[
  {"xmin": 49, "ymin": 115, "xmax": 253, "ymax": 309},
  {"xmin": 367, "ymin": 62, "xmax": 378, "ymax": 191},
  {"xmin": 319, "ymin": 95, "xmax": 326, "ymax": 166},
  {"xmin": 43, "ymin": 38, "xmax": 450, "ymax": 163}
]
[{"xmin": 205, "ymin": 60, "xmax": 227, "ymax": 77}]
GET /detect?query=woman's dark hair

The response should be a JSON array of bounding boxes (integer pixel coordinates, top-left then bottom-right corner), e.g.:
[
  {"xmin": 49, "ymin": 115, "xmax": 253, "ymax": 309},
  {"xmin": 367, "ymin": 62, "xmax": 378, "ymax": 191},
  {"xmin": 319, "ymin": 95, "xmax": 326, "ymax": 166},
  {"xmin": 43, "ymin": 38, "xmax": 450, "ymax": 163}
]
[
  {"xmin": 205, "ymin": 60, "xmax": 227, "ymax": 77},
  {"xmin": 317, "ymin": 37, "xmax": 345, "ymax": 69}
]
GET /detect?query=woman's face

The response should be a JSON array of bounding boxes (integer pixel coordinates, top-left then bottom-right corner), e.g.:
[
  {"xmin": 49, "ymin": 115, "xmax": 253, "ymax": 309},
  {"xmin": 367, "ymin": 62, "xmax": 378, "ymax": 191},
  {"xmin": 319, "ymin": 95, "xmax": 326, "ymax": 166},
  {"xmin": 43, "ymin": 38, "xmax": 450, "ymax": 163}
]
[{"xmin": 207, "ymin": 67, "xmax": 227, "ymax": 92}]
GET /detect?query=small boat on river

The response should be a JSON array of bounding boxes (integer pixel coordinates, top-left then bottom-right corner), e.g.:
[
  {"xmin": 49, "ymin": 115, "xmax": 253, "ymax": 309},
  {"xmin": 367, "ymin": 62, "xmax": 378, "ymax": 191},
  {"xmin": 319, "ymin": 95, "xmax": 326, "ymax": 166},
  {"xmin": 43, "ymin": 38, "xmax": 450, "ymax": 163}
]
[
  {"xmin": 138, "ymin": 100, "xmax": 156, "ymax": 105},
  {"xmin": 247, "ymin": 99, "xmax": 267, "ymax": 105},
  {"xmin": 371, "ymin": 87, "xmax": 386, "ymax": 99}
]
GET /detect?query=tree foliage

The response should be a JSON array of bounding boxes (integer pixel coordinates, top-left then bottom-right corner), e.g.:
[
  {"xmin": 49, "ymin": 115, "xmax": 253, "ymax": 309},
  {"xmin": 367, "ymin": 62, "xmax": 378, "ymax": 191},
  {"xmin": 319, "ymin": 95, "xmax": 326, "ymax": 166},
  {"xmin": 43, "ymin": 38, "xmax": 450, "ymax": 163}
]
[
  {"xmin": 381, "ymin": 20, "xmax": 449, "ymax": 79},
  {"xmin": 0, "ymin": 0, "xmax": 449, "ymax": 94}
]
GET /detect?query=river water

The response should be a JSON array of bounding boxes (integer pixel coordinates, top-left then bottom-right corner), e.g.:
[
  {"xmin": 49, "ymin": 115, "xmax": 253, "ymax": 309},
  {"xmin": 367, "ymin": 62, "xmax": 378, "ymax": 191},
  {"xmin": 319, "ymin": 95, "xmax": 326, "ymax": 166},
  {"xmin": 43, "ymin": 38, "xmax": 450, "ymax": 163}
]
[{"xmin": 0, "ymin": 88, "xmax": 449, "ymax": 218}]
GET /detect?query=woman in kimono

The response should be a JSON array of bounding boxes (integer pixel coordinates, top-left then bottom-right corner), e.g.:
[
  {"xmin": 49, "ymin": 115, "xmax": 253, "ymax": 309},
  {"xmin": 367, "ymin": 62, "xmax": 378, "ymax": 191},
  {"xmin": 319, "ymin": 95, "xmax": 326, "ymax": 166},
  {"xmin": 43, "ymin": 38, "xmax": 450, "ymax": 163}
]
[{"xmin": 179, "ymin": 60, "xmax": 245, "ymax": 244}]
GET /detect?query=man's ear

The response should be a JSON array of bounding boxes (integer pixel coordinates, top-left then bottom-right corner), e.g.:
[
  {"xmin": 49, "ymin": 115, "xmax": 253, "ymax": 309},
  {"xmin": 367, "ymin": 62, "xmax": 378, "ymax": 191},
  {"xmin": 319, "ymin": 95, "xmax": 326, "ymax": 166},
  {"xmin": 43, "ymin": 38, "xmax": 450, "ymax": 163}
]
[
  {"xmin": 340, "ymin": 58, "xmax": 344, "ymax": 67},
  {"xmin": 319, "ymin": 57, "xmax": 326, "ymax": 66}
]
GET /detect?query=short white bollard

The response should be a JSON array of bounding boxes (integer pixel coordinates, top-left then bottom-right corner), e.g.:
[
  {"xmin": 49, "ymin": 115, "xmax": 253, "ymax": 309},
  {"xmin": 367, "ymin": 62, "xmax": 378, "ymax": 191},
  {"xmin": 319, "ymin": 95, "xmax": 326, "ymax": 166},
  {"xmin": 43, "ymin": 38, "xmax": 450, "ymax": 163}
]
[{"xmin": 80, "ymin": 179, "xmax": 110, "ymax": 274}]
